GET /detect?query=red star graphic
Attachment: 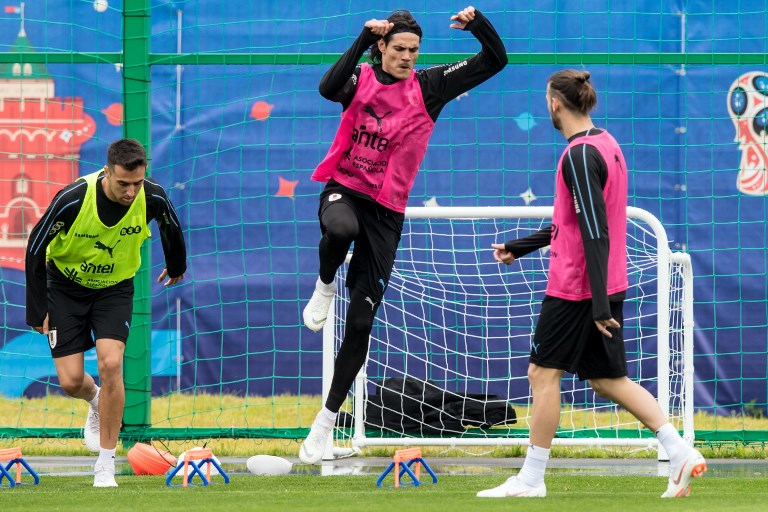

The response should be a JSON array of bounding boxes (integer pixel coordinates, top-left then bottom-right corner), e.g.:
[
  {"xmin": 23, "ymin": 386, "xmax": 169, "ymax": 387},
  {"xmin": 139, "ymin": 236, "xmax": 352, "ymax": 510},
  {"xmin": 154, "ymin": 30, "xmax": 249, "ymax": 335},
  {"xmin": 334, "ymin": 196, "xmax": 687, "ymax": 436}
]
[{"xmin": 276, "ymin": 176, "xmax": 299, "ymax": 200}]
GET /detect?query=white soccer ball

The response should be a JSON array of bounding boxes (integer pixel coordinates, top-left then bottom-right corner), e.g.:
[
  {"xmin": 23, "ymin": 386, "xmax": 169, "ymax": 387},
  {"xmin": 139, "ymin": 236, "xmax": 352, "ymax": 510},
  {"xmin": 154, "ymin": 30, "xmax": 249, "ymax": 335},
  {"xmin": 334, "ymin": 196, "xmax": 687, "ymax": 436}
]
[
  {"xmin": 93, "ymin": 0, "xmax": 108, "ymax": 12},
  {"xmin": 176, "ymin": 447, "xmax": 222, "ymax": 476},
  {"xmin": 246, "ymin": 455, "xmax": 292, "ymax": 476}
]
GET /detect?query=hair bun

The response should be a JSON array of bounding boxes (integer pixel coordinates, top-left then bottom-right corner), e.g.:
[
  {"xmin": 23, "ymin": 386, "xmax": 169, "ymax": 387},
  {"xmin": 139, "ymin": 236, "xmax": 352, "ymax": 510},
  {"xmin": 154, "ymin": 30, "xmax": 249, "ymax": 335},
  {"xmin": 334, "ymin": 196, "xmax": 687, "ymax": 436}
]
[{"xmin": 578, "ymin": 72, "xmax": 591, "ymax": 83}]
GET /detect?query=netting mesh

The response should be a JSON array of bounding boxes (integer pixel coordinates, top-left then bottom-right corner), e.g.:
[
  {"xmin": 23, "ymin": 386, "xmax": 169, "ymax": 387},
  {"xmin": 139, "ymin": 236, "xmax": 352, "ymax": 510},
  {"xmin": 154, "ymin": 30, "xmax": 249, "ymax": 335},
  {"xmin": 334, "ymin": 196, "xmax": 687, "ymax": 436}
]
[
  {"xmin": 330, "ymin": 209, "xmax": 692, "ymax": 447},
  {"xmin": 0, "ymin": 2, "xmax": 766, "ymax": 448}
]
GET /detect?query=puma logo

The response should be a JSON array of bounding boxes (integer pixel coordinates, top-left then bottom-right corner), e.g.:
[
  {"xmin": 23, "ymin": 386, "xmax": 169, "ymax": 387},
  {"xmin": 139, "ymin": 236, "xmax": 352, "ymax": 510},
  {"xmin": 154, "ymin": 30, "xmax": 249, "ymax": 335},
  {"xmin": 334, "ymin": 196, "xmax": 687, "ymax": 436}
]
[
  {"xmin": 342, "ymin": 145, "xmax": 352, "ymax": 160},
  {"xmin": 364, "ymin": 296, "xmax": 376, "ymax": 311},
  {"xmin": 363, "ymin": 105, "xmax": 392, "ymax": 132},
  {"xmin": 94, "ymin": 240, "xmax": 120, "ymax": 258}
]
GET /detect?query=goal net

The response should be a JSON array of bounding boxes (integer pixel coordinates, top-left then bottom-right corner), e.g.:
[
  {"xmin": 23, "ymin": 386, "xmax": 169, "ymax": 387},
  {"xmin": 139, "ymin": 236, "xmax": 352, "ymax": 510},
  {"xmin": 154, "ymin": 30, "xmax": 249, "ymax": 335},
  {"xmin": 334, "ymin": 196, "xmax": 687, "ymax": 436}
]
[{"xmin": 323, "ymin": 206, "xmax": 694, "ymax": 457}]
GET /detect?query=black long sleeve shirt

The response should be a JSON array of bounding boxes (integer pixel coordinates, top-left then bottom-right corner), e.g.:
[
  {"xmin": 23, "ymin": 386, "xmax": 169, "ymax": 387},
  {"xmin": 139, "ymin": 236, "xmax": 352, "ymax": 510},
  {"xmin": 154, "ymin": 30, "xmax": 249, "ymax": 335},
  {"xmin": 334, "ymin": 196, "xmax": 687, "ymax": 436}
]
[
  {"xmin": 504, "ymin": 129, "xmax": 622, "ymax": 320},
  {"xmin": 318, "ymin": 10, "xmax": 508, "ymax": 122},
  {"xmin": 25, "ymin": 174, "xmax": 187, "ymax": 327},
  {"xmin": 317, "ymin": 11, "xmax": 507, "ymax": 203}
]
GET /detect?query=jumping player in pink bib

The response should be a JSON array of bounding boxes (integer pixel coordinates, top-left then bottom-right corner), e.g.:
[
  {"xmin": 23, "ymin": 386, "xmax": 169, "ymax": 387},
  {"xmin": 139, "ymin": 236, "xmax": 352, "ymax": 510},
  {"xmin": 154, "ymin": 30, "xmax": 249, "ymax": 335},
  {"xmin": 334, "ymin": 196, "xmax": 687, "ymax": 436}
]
[
  {"xmin": 300, "ymin": 6, "xmax": 507, "ymax": 464},
  {"xmin": 477, "ymin": 70, "xmax": 707, "ymax": 499}
]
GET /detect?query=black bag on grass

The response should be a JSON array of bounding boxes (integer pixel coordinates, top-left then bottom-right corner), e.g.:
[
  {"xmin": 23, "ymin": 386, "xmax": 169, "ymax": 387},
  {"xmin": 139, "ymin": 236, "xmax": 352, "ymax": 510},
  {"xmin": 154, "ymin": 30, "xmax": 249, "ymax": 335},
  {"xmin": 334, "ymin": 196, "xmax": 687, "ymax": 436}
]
[{"xmin": 363, "ymin": 376, "xmax": 516, "ymax": 435}]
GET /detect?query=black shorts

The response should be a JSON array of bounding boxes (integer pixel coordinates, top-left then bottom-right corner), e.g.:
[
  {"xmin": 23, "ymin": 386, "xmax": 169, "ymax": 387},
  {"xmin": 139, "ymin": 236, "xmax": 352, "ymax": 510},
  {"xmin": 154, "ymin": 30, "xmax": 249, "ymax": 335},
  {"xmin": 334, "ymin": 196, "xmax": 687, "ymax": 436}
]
[
  {"xmin": 46, "ymin": 265, "xmax": 134, "ymax": 358},
  {"xmin": 319, "ymin": 182, "xmax": 404, "ymax": 302},
  {"xmin": 530, "ymin": 295, "xmax": 627, "ymax": 380}
]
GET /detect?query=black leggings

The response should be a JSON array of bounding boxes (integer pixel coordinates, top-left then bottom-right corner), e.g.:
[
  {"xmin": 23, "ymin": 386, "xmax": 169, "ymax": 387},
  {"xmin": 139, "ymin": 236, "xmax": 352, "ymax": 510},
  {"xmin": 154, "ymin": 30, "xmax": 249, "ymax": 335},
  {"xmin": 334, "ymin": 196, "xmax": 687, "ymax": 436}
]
[
  {"xmin": 318, "ymin": 202, "xmax": 357, "ymax": 284},
  {"xmin": 324, "ymin": 288, "xmax": 380, "ymax": 412},
  {"xmin": 317, "ymin": 202, "xmax": 383, "ymax": 412}
]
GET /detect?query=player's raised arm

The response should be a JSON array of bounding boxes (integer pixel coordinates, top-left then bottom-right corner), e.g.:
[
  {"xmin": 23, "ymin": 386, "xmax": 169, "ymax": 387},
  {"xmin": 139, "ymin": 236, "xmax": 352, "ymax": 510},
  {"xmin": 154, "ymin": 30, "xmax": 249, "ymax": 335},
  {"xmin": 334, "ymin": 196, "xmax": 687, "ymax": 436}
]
[
  {"xmin": 318, "ymin": 24, "xmax": 381, "ymax": 104},
  {"xmin": 419, "ymin": 7, "xmax": 507, "ymax": 119}
]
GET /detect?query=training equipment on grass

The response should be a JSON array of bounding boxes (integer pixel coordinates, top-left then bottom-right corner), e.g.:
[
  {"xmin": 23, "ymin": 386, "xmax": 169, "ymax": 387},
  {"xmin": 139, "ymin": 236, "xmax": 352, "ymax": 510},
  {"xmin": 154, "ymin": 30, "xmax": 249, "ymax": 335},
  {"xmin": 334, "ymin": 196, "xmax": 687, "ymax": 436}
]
[
  {"xmin": 0, "ymin": 447, "xmax": 39, "ymax": 488},
  {"xmin": 376, "ymin": 448, "xmax": 437, "ymax": 488},
  {"xmin": 246, "ymin": 455, "xmax": 292, "ymax": 475},
  {"xmin": 176, "ymin": 447, "xmax": 222, "ymax": 476},
  {"xmin": 326, "ymin": 207, "xmax": 694, "ymax": 459},
  {"xmin": 166, "ymin": 447, "xmax": 230, "ymax": 487},
  {"xmin": 126, "ymin": 442, "xmax": 176, "ymax": 476}
]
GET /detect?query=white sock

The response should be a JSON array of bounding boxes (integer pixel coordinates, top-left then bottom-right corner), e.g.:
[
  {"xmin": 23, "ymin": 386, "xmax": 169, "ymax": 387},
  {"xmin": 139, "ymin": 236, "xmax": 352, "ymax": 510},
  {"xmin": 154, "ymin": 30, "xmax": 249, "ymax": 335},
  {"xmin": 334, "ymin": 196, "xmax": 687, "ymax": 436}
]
[
  {"xmin": 96, "ymin": 447, "xmax": 116, "ymax": 466},
  {"xmin": 655, "ymin": 423, "xmax": 689, "ymax": 465},
  {"xmin": 317, "ymin": 277, "xmax": 336, "ymax": 293},
  {"xmin": 88, "ymin": 386, "xmax": 100, "ymax": 409},
  {"xmin": 315, "ymin": 407, "xmax": 337, "ymax": 429},
  {"xmin": 516, "ymin": 444, "xmax": 550, "ymax": 488}
]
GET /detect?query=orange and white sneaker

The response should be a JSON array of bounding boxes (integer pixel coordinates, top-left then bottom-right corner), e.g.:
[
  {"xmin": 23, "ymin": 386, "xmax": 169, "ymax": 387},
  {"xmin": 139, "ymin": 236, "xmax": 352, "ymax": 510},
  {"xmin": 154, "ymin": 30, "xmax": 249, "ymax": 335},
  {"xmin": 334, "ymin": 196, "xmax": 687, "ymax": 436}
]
[
  {"xmin": 661, "ymin": 449, "xmax": 707, "ymax": 498},
  {"xmin": 476, "ymin": 476, "xmax": 546, "ymax": 498}
]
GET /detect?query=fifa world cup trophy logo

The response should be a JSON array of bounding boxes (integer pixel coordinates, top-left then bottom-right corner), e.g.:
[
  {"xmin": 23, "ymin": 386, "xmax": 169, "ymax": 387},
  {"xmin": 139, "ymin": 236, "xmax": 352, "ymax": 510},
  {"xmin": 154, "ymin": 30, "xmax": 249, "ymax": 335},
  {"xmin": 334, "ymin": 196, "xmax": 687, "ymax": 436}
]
[{"xmin": 727, "ymin": 71, "xmax": 768, "ymax": 195}]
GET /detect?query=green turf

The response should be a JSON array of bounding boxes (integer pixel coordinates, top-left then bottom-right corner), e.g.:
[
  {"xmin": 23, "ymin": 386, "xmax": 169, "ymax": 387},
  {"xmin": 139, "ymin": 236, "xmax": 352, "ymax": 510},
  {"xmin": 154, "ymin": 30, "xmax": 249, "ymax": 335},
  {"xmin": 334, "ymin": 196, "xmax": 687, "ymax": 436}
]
[{"xmin": 1, "ymin": 474, "xmax": 764, "ymax": 512}]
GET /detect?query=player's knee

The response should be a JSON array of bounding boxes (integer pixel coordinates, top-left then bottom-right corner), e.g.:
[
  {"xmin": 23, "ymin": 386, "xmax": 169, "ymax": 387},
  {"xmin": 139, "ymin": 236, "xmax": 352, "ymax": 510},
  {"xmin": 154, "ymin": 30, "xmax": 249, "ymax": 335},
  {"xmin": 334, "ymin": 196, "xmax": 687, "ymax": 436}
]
[
  {"xmin": 588, "ymin": 379, "xmax": 611, "ymax": 399},
  {"xmin": 59, "ymin": 376, "xmax": 85, "ymax": 397},
  {"xmin": 325, "ymin": 217, "xmax": 358, "ymax": 243},
  {"xmin": 528, "ymin": 364, "xmax": 563, "ymax": 393},
  {"xmin": 97, "ymin": 355, "xmax": 123, "ymax": 380}
]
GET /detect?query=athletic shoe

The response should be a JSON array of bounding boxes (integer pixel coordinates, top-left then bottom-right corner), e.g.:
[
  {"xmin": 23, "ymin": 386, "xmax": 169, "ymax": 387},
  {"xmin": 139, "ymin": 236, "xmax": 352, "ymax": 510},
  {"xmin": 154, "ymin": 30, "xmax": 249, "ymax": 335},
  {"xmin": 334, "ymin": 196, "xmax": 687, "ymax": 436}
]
[
  {"xmin": 302, "ymin": 279, "xmax": 336, "ymax": 332},
  {"xmin": 93, "ymin": 462, "xmax": 117, "ymax": 488},
  {"xmin": 298, "ymin": 421, "xmax": 333, "ymax": 464},
  {"xmin": 84, "ymin": 403, "xmax": 100, "ymax": 453},
  {"xmin": 476, "ymin": 476, "xmax": 547, "ymax": 498},
  {"xmin": 661, "ymin": 449, "xmax": 707, "ymax": 498}
]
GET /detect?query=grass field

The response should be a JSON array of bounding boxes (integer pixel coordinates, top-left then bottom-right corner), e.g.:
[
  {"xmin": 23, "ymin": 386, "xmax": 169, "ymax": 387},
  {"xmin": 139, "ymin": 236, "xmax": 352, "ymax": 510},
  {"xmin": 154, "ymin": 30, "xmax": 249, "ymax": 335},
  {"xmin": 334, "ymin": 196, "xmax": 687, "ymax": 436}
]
[
  {"xmin": 2, "ymin": 394, "xmax": 767, "ymax": 458},
  {"xmin": 2, "ymin": 474, "xmax": 765, "ymax": 512}
]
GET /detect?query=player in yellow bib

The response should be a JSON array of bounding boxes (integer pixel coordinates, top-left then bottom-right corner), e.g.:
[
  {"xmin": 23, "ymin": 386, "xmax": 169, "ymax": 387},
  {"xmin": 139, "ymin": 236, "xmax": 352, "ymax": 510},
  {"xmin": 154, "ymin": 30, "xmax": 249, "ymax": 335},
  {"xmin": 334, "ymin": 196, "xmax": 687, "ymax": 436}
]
[{"xmin": 25, "ymin": 139, "xmax": 187, "ymax": 487}]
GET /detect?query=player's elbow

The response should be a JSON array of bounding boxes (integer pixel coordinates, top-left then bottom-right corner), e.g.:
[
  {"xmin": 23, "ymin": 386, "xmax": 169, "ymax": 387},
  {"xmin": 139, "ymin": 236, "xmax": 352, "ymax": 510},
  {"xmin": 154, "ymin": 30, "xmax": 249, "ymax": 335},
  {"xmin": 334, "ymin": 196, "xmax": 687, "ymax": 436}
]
[
  {"xmin": 497, "ymin": 51, "xmax": 509, "ymax": 69},
  {"xmin": 318, "ymin": 84, "xmax": 333, "ymax": 100}
]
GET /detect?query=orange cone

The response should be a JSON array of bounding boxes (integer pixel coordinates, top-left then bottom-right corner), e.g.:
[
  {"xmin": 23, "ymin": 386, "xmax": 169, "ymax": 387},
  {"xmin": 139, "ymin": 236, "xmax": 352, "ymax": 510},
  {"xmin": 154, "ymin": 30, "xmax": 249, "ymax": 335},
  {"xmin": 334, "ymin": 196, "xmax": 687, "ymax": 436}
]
[{"xmin": 126, "ymin": 443, "xmax": 175, "ymax": 476}]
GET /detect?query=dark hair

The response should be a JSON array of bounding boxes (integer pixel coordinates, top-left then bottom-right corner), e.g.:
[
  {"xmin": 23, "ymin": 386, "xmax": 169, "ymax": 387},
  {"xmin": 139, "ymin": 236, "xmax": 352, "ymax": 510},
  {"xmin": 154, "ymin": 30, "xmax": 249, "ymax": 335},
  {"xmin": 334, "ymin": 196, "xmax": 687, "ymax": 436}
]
[
  {"xmin": 548, "ymin": 69, "xmax": 597, "ymax": 114},
  {"xmin": 368, "ymin": 10, "xmax": 422, "ymax": 65},
  {"xmin": 107, "ymin": 138, "xmax": 147, "ymax": 171}
]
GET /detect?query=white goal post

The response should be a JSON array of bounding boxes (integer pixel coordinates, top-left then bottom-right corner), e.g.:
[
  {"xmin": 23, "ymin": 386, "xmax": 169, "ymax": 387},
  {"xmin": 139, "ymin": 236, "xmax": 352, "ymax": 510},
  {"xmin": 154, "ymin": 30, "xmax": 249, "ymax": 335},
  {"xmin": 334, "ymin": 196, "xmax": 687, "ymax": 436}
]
[{"xmin": 321, "ymin": 206, "xmax": 694, "ymax": 458}]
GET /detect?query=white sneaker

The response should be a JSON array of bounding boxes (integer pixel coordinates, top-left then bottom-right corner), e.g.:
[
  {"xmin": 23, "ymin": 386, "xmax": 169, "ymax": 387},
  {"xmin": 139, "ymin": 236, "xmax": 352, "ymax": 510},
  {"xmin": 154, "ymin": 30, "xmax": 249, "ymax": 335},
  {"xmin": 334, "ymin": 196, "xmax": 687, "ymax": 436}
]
[
  {"xmin": 476, "ymin": 476, "xmax": 546, "ymax": 498},
  {"xmin": 302, "ymin": 278, "xmax": 336, "ymax": 332},
  {"xmin": 84, "ymin": 403, "xmax": 100, "ymax": 453},
  {"xmin": 298, "ymin": 421, "xmax": 333, "ymax": 464},
  {"xmin": 93, "ymin": 462, "xmax": 117, "ymax": 488},
  {"xmin": 661, "ymin": 449, "xmax": 707, "ymax": 498}
]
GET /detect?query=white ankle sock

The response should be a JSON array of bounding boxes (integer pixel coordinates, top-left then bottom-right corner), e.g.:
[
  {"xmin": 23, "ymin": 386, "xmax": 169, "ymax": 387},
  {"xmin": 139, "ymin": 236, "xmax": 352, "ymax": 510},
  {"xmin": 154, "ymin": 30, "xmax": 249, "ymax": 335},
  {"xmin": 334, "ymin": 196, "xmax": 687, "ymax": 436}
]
[
  {"xmin": 96, "ymin": 447, "xmax": 116, "ymax": 466},
  {"xmin": 88, "ymin": 386, "xmax": 100, "ymax": 409},
  {"xmin": 315, "ymin": 407, "xmax": 337, "ymax": 429},
  {"xmin": 655, "ymin": 423, "xmax": 689, "ymax": 465},
  {"xmin": 516, "ymin": 445, "xmax": 550, "ymax": 488},
  {"xmin": 317, "ymin": 277, "xmax": 336, "ymax": 292}
]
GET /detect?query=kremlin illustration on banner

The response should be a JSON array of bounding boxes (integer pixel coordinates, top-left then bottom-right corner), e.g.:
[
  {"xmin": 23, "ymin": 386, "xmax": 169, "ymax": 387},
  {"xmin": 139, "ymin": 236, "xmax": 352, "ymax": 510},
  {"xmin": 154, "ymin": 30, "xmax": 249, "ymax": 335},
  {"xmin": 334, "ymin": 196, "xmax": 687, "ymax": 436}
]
[{"xmin": 0, "ymin": 8, "xmax": 95, "ymax": 272}]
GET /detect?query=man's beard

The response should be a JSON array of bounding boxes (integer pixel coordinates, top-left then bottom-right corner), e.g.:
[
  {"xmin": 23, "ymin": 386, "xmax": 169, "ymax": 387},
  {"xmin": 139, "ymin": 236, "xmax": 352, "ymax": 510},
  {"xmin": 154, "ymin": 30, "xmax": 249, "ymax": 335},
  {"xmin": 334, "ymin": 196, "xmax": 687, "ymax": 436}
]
[{"xmin": 550, "ymin": 112, "xmax": 562, "ymax": 131}]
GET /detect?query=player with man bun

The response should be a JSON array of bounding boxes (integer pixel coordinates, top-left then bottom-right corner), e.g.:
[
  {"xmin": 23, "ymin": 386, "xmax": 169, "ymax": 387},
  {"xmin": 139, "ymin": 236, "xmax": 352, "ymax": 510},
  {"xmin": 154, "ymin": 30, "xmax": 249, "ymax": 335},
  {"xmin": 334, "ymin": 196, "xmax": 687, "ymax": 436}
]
[{"xmin": 477, "ymin": 70, "xmax": 706, "ymax": 499}]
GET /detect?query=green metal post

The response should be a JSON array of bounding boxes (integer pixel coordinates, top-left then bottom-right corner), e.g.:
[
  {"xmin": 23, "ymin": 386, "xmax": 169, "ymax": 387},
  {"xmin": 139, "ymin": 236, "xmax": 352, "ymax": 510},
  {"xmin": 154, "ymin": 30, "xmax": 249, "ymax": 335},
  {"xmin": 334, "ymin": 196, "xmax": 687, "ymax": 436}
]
[{"xmin": 122, "ymin": 0, "xmax": 152, "ymax": 430}]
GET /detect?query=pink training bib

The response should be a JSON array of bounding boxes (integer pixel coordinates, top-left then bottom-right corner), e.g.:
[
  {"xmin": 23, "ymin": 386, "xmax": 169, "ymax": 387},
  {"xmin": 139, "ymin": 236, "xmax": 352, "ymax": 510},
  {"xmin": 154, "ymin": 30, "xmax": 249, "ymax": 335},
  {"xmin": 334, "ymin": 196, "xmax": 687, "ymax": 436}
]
[
  {"xmin": 312, "ymin": 64, "xmax": 435, "ymax": 213},
  {"xmin": 547, "ymin": 130, "xmax": 628, "ymax": 300}
]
